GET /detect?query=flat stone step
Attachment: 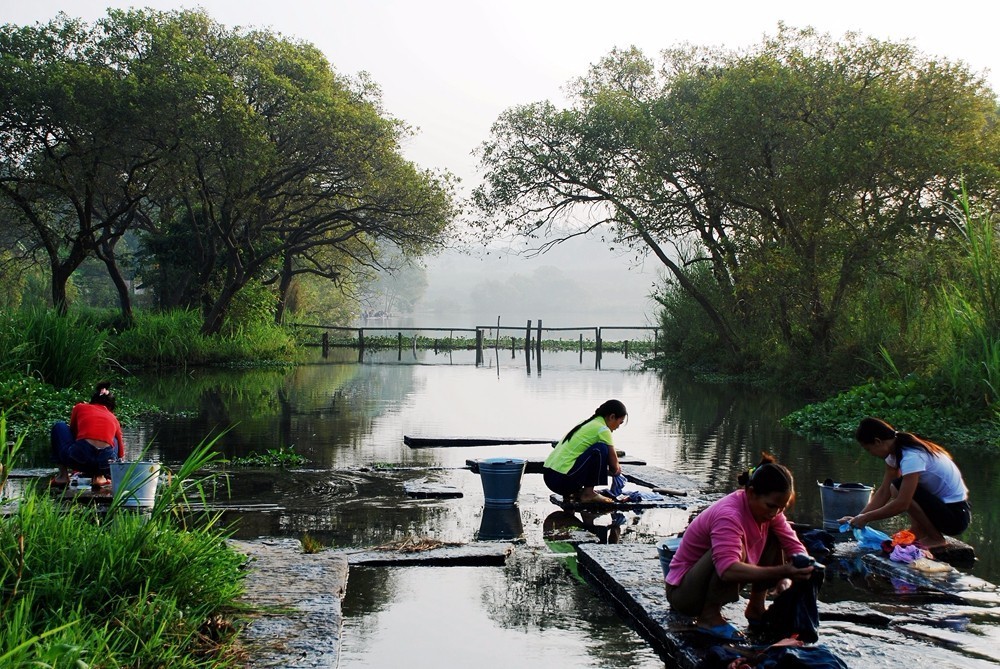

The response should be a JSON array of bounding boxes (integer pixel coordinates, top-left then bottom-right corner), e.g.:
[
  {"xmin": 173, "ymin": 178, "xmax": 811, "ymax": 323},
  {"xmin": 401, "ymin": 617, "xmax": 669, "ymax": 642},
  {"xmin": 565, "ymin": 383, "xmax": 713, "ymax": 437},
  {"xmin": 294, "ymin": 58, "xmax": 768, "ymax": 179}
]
[
  {"xmin": 621, "ymin": 465, "xmax": 701, "ymax": 495},
  {"xmin": 862, "ymin": 552, "xmax": 1000, "ymax": 605},
  {"xmin": 575, "ymin": 543, "xmax": 703, "ymax": 667},
  {"xmin": 930, "ymin": 537, "xmax": 977, "ymax": 568},
  {"xmin": 231, "ymin": 538, "xmax": 348, "ymax": 669},
  {"xmin": 334, "ymin": 541, "xmax": 514, "ymax": 566},
  {"xmin": 549, "ymin": 494, "xmax": 692, "ymax": 511},
  {"xmin": 576, "ymin": 542, "xmax": 1000, "ymax": 667},
  {"xmin": 403, "ymin": 479, "xmax": 463, "ymax": 498}
]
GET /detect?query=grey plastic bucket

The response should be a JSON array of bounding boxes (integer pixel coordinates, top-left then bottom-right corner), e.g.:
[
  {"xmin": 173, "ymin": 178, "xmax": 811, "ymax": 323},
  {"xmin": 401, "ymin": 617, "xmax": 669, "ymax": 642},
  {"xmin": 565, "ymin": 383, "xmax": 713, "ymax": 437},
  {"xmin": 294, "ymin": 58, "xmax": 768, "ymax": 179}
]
[
  {"xmin": 656, "ymin": 536, "xmax": 682, "ymax": 579},
  {"xmin": 111, "ymin": 461, "xmax": 161, "ymax": 509},
  {"xmin": 818, "ymin": 481, "xmax": 872, "ymax": 530},
  {"xmin": 479, "ymin": 458, "xmax": 526, "ymax": 507}
]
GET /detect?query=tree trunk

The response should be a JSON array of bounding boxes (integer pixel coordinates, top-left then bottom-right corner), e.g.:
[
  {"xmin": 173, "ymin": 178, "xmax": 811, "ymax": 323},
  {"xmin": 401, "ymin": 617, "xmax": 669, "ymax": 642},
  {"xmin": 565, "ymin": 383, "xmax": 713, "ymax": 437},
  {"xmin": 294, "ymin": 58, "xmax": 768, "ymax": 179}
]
[
  {"xmin": 98, "ymin": 240, "xmax": 134, "ymax": 327},
  {"xmin": 274, "ymin": 255, "xmax": 294, "ymax": 325},
  {"xmin": 200, "ymin": 281, "xmax": 241, "ymax": 336},
  {"xmin": 51, "ymin": 262, "xmax": 72, "ymax": 315}
]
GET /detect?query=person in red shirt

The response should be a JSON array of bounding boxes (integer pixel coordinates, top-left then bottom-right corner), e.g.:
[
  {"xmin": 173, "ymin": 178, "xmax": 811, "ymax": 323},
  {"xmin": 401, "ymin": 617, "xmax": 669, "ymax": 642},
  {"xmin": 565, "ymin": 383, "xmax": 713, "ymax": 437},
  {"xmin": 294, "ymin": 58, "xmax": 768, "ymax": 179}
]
[{"xmin": 50, "ymin": 381, "xmax": 126, "ymax": 488}]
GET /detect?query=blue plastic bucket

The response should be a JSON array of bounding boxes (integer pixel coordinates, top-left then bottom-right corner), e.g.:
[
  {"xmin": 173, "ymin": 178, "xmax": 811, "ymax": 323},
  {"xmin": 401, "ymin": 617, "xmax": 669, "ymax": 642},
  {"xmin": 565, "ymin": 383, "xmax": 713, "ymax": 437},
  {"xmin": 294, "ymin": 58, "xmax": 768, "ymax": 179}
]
[
  {"xmin": 818, "ymin": 481, "xmax": 872, "ymax": 530},
  {"xmin": 657, "ymin": 536, "xmax": 682, "ymax": 579},
  {"xmin": 478, "ymin": 458, "xmax": 526, "ymax": 507}
]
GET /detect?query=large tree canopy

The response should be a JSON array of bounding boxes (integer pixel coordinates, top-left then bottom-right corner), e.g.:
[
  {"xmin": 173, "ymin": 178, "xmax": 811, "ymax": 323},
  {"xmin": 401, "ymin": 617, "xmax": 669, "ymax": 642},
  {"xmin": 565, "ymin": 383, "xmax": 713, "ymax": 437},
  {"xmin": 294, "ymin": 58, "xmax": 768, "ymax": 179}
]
[
  {"xmin": 474, "ymin": 25, "xmax": 1000, "ymax": 380},
  {"xmin": 0, "ymin": 9, "xmax": 457, "ymax": 332}
]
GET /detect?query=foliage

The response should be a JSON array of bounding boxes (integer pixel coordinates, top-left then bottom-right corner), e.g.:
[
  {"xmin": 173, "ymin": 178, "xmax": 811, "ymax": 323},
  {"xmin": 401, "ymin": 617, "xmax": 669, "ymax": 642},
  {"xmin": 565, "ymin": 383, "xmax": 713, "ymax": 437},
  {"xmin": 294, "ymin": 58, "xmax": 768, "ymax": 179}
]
[
  {"xmin": 474, "ymin": 25, "xmax": 1000, "ymax": 392},
  {"xmin": 229, "ymin": 445, "xmax": 306, "ymax": 468},
  {"xmin": 0, "ymin": 309, "xmax": 107, "ymax": 389},
  {"xmin": 0, "ymin": 12, "xmax": 169, "ymax": 319},
  {"xmin": 0, "ymin": 419, "xmax": 248, "ymax": 667},
  {"xmin": 781, "ymin": 375, "xmax": 1000, "ymax": 450},
  {"xmin": 0, "ymin": 9, "xmax": 457, "ymax": 332},
  {"xmin": 784, "ymin": 196, "xmax": 1000, "ymax": 444},
  {"xmin": 110, "ymin": 309, "xmax": 298, "ymax": 368}
]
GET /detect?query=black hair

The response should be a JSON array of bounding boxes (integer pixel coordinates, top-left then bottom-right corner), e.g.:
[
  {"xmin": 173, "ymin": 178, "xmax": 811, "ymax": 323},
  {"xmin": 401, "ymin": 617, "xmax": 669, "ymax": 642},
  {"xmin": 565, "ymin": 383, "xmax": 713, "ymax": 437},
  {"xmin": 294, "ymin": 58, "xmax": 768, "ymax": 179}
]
[
  {"xmin": 90, "ymin": 381, "xmax": 117, "ymax": 412},
  {"xmin": 737, "ymin": 452, "xmax": 794, "ymax": 502},
  {"xmin": 561, "ymin": 399, "xmax": 627, "ymax": 443},
  {"xmin": 855, "ymin": 416, "xmax": 951, "ymax": 466}
]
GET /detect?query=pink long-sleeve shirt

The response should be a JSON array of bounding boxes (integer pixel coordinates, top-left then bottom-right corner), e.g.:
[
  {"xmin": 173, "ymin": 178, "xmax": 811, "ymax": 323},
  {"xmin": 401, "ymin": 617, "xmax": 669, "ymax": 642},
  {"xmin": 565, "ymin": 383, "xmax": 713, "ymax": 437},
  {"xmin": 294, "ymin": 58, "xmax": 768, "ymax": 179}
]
[{"xmin": 665, "ymin": 489, "xmax": 805, "ymax": 586}]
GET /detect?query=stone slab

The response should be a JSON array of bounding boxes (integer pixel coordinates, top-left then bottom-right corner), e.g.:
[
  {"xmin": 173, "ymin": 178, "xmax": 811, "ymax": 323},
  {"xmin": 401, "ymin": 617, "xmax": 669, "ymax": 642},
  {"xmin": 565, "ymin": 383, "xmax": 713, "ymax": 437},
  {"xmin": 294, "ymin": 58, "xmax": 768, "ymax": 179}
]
[
  {"xmin": 620, "ymin": 465, "xmax": 702, "ymax": 494},
  {"xmin": 549, "ymin": 493, "xmax": 692, "ymax": 511},
  {"xmin": 465, "ymin": 454, "xmax": 637, "ymax": 474},
  {"xmin": 862, "ymin": 552, "xmax": 1000, "ymax": 605},
  {"xmin": 230, "ymin": 538, "xmax": 348, "ymax": 669},
  {"xmin": 402, "ymin": 478, "xmax": 463, "ymax": 498},
  {"xmin": 405, "ymin": 435, "xmax": 556, "ymax": 448},
  {"xmin": 334, "ymin": 542, "xmax": 513, "ymax": 566},
  {"xmin": 575, "ymin": 543, "xmax": 704, "ymax": 668},
  {"xmin": 929, "ymin": 538, "xmax": 977, "ymax": 568},
  {"xmin": 577, "ymin": 542, "xmax": 1000, "ymax": 668}
]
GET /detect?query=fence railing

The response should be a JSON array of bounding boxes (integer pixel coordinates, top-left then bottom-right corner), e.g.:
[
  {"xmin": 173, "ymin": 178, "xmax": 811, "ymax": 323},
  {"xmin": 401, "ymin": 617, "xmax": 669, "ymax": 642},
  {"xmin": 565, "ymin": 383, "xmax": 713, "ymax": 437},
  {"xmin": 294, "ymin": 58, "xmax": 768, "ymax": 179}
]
[{"xmin": 289, "ymin": 320, "xmax": 659, "ymax": 365}]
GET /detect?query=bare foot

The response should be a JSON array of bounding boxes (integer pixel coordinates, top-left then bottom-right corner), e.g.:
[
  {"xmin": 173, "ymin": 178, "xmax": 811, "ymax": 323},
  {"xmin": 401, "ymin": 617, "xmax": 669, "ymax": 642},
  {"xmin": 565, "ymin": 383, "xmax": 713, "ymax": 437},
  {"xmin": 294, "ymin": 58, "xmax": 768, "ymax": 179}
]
[
  {"xmin": 579, "ymin": 491, "xmax": 613, "ymax": 504},
  {"xmin": 92, "ymin": 476, "xmax": 112, "ymax": 487},
  {"xmin": 768, "ymin": 578, "xmax": 792, "ymax": 596}
]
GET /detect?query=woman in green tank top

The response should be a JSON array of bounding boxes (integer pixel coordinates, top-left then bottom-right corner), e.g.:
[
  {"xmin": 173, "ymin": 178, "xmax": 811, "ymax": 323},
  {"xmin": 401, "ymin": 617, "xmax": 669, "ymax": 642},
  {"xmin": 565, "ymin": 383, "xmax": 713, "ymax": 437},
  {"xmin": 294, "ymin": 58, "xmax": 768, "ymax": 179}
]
[{"xmin": 542, "ymin": 399, "xmax": 626, "ymax": 504}]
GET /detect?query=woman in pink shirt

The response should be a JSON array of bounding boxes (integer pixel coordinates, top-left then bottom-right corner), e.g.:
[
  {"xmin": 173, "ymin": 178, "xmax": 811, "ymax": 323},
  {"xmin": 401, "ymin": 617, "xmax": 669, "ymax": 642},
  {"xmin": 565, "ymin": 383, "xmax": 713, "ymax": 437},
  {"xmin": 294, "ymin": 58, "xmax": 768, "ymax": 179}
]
[{"xmin": 664, "ymin": 454, "xmax": 813, "ymax": 640}]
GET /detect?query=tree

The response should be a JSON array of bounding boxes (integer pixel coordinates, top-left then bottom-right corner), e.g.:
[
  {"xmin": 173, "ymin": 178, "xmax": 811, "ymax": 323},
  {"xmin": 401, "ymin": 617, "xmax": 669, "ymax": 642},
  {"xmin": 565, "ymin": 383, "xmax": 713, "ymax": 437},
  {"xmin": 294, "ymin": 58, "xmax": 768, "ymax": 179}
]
[
  {"xmin": 475, "ymin": 26, "xmax": 1000, "ymax": 382},
  {"xmin": 1, "ymin": 9, "xmax": 457, "ymax": 334},
  {"xmin": 0, "ymin": 12, "xmax": 178, "ymax": 321},
  {"xmin": 139, "ymin": 14, "xmax": 457, "ymax": 334}
]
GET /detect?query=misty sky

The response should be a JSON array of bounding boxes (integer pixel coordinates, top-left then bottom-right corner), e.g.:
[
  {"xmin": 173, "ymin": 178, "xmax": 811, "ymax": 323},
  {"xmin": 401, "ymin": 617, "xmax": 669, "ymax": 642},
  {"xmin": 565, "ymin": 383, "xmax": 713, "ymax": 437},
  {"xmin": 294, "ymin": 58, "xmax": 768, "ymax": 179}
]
[{"xmin": 4, "ymin": 1, "xmax": 997, "ymax": 320}]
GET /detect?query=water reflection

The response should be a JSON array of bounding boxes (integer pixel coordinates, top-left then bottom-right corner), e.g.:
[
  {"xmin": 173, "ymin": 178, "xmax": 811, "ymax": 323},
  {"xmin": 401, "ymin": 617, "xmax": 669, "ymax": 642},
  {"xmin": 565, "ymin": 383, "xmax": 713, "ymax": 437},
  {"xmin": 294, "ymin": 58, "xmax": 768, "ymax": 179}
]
[
  {"xmin": 339, "ymin": 561, "xmax": 664, "ymax": 669},
  {"xmin": 26, "ymin": 350, "xmax": 999, "ymax": 666},
  {"xmin": 477, "ymin": 505, "xmax": 524, "ymax": 541}
]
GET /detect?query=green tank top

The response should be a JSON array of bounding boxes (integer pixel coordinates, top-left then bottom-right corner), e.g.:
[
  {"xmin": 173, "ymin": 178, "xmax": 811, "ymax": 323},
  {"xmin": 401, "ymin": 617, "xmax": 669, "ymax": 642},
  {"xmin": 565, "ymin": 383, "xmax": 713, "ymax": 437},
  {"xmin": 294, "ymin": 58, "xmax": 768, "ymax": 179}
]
[{"xmin": 543, "ymin": 416, "xmax": 613, "ymax": 474}]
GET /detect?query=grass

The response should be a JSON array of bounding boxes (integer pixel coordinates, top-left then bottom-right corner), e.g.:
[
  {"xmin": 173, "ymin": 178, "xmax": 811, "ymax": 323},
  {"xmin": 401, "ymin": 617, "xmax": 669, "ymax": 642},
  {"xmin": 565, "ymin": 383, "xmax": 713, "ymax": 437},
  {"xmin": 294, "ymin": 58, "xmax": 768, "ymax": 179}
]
[
  {"xmin": 0, "ymin": 416, "xmax": 250, "ymax": 667},
  {"xmin": 229, "ymin": 445, "xmax": 307, "ymax": 468},
  {"xmin": 111, "ymin": 310, "xmax": 300, "ymax": 368},
  {"xmin": 0, "ymin": 309, "xmax": 107, "ymax": 389},
  {"xmin": 300, "ymin": 533, "xmax": 324, "ymax": 554}
]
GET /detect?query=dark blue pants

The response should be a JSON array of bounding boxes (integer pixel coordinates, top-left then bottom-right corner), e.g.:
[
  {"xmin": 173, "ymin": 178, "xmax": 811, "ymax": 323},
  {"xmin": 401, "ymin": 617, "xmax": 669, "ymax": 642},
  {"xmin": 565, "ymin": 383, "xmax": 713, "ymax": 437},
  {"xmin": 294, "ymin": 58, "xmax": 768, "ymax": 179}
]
[
  {"xmin": 51, "ymin": 421, "xmax": 115, "ymax": 477},
  {"xmin": 543, "ymin": 442, "xmax": 611, "ymax": 495}
]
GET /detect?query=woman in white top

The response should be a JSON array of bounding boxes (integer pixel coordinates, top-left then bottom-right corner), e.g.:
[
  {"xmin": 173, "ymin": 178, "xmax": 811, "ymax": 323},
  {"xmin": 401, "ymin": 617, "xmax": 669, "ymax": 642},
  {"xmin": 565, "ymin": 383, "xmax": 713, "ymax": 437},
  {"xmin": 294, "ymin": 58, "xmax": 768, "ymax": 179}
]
[{"xmin": 840, "ymin": 417, "xmax": 971, "ymax": 550}]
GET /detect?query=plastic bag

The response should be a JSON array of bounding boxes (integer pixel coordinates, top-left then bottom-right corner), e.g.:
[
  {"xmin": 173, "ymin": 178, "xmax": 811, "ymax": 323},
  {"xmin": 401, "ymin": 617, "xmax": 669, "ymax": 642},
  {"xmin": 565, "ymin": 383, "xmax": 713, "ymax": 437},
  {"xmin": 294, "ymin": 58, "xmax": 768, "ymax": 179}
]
[{"xmin": 839, "ymin": 523, "xmax": 890, "ymax": 550}]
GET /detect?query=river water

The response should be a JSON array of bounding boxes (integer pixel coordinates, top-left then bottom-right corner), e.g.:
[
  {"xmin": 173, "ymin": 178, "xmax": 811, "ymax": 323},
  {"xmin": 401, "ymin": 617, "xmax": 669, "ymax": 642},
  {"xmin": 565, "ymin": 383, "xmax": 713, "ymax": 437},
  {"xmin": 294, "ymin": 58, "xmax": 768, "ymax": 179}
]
[{"xmin": 51, "ymin": 347, "xmax": 1000, "ymax": 667}]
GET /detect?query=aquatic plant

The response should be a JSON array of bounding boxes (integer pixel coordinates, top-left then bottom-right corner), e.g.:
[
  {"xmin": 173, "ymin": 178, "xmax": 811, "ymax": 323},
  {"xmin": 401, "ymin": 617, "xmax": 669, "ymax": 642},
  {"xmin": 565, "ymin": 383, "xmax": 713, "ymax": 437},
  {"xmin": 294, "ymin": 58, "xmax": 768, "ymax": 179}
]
[{"xmin": 229, "ymin": 445, "xmax": 306, "ymax": 468}]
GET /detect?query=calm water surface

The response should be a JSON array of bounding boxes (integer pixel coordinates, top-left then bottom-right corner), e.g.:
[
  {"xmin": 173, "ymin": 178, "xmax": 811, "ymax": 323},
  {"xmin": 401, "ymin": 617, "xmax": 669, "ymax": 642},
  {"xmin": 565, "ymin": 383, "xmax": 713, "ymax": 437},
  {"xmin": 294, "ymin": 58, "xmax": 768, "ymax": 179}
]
[{"xmin": 57, "ymin": 347, "xmax": 1000, "ymax": 667}]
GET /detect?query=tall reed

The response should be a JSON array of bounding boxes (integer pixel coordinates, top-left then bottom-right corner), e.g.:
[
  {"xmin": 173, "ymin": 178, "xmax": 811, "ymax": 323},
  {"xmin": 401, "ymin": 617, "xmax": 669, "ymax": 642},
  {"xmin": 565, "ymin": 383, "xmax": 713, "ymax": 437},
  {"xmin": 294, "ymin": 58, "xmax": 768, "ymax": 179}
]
[
  {"xmin": 1, "ymin": 310, "xmax": 106, "ymax": 389},
  {"xmin": 936, "ymin": 193, "xmax": 1000, "ymax": 411},
  {"xmin": 0, "ymin": 416, "xmax": 247, "ymax": 667}
]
